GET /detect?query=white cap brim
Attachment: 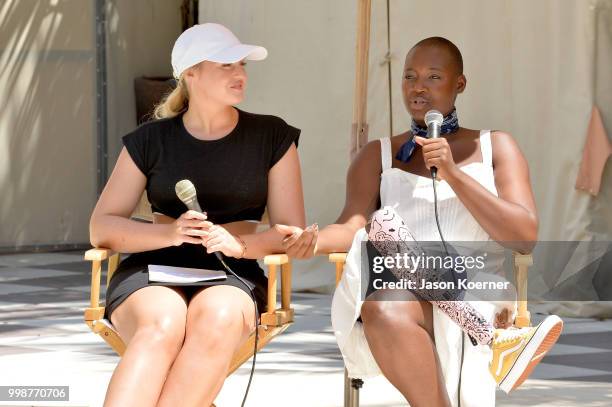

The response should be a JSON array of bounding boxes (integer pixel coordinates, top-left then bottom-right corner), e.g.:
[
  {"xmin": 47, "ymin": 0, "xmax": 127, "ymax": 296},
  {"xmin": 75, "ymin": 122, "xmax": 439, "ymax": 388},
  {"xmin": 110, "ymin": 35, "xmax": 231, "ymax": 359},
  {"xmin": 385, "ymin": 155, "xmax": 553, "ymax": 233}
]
[{"xmin": 207, "ymin": 44, "xmax": 268, "ymax": 63}]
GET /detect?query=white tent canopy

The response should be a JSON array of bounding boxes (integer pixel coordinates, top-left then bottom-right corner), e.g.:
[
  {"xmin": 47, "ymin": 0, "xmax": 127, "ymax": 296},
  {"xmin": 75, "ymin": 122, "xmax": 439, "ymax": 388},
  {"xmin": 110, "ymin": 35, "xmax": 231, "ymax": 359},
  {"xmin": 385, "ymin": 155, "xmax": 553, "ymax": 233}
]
[{"xmin": 199, "ymin": 0, "xmax": 612, "ymax": 314}]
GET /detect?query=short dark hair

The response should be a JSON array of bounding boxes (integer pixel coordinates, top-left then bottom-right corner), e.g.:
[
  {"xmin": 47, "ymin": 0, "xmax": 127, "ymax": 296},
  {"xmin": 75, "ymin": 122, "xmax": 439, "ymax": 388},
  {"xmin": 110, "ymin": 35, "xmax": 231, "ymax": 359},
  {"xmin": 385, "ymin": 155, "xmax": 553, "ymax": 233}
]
[{"xmin": 410, "ymin": 37, "xmax": 463, "ymax": 74}]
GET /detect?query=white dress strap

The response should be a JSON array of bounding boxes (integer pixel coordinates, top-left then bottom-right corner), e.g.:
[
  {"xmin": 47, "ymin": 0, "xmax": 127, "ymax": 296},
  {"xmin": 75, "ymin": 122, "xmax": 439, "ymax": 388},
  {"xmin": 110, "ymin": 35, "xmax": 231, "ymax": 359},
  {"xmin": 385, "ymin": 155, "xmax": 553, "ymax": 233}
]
[
  {"xmin": 379, "ymin": 137, "xmax": 393, "ymax": 171},
  {"xmin": 480, "ymin": 130, "xmax": 493, "ymax": 167}
]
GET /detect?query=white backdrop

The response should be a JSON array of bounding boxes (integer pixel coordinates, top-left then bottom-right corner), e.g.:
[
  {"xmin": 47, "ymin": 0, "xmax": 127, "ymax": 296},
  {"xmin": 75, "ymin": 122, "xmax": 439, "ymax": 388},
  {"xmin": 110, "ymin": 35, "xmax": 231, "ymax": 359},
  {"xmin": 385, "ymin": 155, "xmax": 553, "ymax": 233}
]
[
  {"xmin": 0, "ymin": 0, "xmax": 97, "ymax": 248},
  {"xmin": 199, "ymin": 0, "xmax": 612, "ymax": 294},
  {"xmin": 0, "ymin": 0, "xmax": 183, "ymax": 249}
]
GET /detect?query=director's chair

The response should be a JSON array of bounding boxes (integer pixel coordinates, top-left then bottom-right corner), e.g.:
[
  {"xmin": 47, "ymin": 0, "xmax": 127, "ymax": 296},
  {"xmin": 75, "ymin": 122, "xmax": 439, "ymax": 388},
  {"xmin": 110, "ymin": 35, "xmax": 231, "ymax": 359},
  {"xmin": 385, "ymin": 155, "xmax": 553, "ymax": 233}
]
[{"xmin": 83, "ymin": 193, "xmax": 294, "ymax": 378}]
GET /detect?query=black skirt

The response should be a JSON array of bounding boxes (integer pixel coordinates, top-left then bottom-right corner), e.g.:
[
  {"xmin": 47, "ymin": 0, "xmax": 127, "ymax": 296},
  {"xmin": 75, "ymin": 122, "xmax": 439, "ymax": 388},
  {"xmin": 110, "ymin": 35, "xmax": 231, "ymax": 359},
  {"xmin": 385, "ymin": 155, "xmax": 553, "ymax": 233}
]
[{"xmin": 104, "ymin": 244, "xmax": 268, "ymax": 320}]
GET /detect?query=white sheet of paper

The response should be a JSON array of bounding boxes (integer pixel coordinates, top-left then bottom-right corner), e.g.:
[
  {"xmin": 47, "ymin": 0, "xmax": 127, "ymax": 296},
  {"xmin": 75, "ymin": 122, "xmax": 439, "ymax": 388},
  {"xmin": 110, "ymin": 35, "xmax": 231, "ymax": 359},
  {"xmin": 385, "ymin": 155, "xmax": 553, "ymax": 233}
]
[{"xmin": 148, "ymin": 264, "xmax": 227, "ymax": 284}]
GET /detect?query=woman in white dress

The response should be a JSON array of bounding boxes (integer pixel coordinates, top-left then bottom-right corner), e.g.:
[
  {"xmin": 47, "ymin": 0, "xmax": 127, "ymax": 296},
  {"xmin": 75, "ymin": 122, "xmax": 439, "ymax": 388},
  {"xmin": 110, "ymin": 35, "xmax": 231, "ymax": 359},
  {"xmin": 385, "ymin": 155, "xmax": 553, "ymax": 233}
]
[{"xmin": 278, "ymin": 37, "xmax": 561, "ymax": 406}]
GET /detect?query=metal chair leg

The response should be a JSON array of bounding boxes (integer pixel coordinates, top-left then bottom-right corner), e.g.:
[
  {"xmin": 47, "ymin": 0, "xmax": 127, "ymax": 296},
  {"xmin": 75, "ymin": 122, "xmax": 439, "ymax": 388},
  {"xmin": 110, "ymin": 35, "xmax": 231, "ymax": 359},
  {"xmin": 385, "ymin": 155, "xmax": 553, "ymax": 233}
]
[
  {"xmin": 344, "ymin": 370, "xmax": 364, "ymax": 407},
  {"xmin": 350, "ymin": 377, "xmax": 363, "ymax": 407},
  {"xmin": 344, "ymin": 368, "xmax": 351, "ymax": 407}
]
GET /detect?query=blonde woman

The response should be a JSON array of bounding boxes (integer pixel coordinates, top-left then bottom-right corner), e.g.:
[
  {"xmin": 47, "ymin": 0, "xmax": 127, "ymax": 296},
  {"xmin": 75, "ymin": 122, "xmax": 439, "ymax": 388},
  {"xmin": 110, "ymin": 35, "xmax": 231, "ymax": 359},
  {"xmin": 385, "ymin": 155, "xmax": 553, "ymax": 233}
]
[{"xmin": 90, "ymin": 23, "xmax": 305, "ymax": 406}]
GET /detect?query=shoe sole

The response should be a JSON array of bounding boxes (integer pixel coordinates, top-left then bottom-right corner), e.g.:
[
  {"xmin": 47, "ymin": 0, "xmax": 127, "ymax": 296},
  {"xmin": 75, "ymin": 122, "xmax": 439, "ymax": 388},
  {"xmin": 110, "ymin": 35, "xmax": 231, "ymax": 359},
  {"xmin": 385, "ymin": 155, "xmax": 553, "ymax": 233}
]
[{"xmin": 499, "ymin": 315, "xmax": 564, "ymax": 393}]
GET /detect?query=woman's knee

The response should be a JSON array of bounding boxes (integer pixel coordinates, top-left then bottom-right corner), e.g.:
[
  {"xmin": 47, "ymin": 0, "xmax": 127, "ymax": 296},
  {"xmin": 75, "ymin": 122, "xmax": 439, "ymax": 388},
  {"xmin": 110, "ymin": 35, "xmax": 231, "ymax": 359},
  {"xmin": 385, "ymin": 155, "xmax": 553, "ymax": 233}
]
[
  {"xmin": 189, "ymin": 302, "xmax": 250, "ymax": 338},
  {"xmin": 362, "ymin": 300, "xmax": 402, "ymax": 328},
  {"xmin": 110, "ymin": 287, "xmax": 188, "ymax": 355},
  {"xmin": 361, "ymin": 298, "xmax": 431, "ymax": 334},
  {"xmin": 186, "ymin": 288, "xmax": 255, "ymax": 346},
  {"xmin": 123, "ymin": 315, "xmax": 186, "ymax": 361}
]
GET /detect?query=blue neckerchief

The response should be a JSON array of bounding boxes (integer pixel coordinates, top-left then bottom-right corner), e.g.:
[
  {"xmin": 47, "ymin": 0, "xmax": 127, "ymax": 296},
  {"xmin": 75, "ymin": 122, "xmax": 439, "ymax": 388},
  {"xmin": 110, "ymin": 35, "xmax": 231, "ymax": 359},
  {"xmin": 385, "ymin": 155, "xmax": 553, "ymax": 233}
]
[{"xmin": 395, "ymin": 108, "xmax": 460, "ymax": 163}]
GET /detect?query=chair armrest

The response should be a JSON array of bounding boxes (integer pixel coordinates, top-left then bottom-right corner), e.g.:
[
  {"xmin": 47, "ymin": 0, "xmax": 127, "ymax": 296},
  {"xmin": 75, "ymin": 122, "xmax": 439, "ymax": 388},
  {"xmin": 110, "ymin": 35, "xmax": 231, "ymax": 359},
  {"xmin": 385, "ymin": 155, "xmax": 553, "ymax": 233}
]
[
  {"xmin": 329, "ymin": 252, "xmax": 348, "ymax": 287},
  {"xmin": 260, "ymin": 254, "xmax": 293, "ymax": 327},
  {"xmin": 84, "ymin": 247, "xmax": 120, "ymax": 310},
  {"xmin": 263, "ymin": 254, "xmax": 289, "ymax": 265},
  {"xmin": 85, "ymin": 247, "xmax": 116, "ymax": 261},
  {"xmin": 329, "ymin": 252, "xmax": 348, "ymax": 263},
  {"xmin": 512, "ymin": 252, "xmax": 532, "ymax": 328},
  {"xmin": 513, "ymin": 252, "xmax": 533, "ymax": 267}
]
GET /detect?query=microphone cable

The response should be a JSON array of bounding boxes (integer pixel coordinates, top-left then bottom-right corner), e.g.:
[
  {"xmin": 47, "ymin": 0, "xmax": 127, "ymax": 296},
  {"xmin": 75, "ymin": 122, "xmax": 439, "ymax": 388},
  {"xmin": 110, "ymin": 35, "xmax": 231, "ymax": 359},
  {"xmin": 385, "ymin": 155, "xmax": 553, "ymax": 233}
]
[
  {"xmin": 431, "ymin": 174, "xmax": 449, "ymax": 256},
  {"xmin": 214, "ymin": 252, "xmax": 258, "ymax": 407},
  {"xmin": 432, "ymin": 171, "xmax": 469, "ymax": 406},
  {"xmin": 431, "ymin": 174, "xmax": 468, "ymax": 407}
]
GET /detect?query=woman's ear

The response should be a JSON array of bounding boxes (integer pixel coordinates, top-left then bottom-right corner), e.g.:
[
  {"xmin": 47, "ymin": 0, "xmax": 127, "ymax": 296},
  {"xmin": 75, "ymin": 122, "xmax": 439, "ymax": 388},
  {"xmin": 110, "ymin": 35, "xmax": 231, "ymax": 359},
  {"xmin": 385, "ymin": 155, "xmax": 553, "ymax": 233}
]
[
  {"xmin": 182, "ymin": 65, "xmax": 200, "ymax": 89},
  {"xmin": 183, "ymin": 66, "xmax": 196, "ymax": 80},
  {"xmin": 457, "ymin": 74, "xmax": 467, "ymax": 94}
]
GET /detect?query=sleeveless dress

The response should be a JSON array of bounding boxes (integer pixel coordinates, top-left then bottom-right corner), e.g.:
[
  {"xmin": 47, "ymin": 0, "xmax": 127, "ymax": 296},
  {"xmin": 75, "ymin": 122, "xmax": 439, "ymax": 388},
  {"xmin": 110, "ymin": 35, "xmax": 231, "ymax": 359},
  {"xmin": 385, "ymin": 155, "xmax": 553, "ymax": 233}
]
[{"xmin": 331, "ymin": 131, "xmax": 516, "ymax": 407}]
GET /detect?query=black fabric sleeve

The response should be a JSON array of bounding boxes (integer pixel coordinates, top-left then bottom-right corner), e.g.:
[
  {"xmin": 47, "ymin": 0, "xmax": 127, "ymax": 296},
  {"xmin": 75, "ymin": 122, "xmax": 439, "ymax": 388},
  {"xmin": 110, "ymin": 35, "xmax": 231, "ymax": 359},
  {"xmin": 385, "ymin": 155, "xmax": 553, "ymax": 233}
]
[
  {"xmin": 269, "ymin": 120, "xmax": 301, "ymax": 168},
  {"xmin": 122, "ymin": 129, "xmax": 149, "ymax": 175}
]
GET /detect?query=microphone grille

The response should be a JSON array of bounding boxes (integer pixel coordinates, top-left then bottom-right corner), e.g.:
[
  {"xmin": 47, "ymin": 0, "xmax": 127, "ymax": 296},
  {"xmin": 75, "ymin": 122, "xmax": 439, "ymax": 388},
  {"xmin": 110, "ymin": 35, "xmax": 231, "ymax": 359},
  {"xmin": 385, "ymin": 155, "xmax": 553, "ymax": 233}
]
[
  {"xmin": 175, "ymin": 179, "xmax": 196, "ymax": 202},
  {"xmin": 425, "ymin": 110, "xmax": 443, "ymax": 127}
]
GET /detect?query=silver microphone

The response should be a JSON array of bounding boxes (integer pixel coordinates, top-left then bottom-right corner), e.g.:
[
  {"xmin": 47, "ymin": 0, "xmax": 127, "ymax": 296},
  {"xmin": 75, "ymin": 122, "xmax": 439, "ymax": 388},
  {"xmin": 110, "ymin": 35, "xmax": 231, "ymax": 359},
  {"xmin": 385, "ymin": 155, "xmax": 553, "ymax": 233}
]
[
  {"xmin": 175, "ymin": 180, "xmax": 222, "ymax": 260},
  {"xmin": 175, "ymin": 179, "xmax": 203, "ymax": 212},
  {"xmin": 425, "ymin": 109, "xmax": 443, "ymax": 139},
  {"xmin": 424, "ymin": 110, "xmax": 444, "ymax": 178}
]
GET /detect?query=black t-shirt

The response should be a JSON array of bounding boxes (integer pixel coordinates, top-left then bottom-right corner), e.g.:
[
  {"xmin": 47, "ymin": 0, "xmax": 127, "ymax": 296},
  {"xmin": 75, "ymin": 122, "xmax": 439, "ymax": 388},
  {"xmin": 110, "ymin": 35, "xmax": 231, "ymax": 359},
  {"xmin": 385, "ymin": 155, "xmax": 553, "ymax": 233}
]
[{"xmin": 122, "ymin": 108, "xmax": 300, "ymax": 225}]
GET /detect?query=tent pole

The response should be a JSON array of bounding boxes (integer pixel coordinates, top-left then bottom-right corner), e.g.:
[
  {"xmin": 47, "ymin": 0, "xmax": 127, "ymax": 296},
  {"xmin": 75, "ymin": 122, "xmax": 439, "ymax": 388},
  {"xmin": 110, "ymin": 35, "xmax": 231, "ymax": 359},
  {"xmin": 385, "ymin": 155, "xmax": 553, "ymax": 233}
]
[
  {"xmin": 350, "ymin": 0, "xmax": 372, "ymax": 159},
  {"xmin": 95, "ymin": 0, "xmax": 108, "ymax": 196}
]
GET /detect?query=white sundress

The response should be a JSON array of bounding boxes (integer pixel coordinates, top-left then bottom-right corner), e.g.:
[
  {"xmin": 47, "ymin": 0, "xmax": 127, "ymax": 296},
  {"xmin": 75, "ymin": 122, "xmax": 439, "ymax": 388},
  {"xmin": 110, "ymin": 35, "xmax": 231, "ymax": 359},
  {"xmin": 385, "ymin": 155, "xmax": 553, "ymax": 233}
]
[{"xmin": 331, "ymin": 131, "xmax": 517, "ymax": 407}]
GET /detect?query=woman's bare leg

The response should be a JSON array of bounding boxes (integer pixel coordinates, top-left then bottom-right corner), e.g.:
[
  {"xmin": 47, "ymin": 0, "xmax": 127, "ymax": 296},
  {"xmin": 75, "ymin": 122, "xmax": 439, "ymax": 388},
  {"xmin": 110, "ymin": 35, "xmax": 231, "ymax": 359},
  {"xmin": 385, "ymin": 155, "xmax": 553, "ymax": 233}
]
[
  {"xmin": 361, "ymin": 290, "xmax": 451, "ymax": 407},
  {"xmin": 104, "ymin": 286, "xmax": 188, "ymax": 407},
  {"xmin": 156, "ymin": 285, "xmax": 256, "ymax": 407}
]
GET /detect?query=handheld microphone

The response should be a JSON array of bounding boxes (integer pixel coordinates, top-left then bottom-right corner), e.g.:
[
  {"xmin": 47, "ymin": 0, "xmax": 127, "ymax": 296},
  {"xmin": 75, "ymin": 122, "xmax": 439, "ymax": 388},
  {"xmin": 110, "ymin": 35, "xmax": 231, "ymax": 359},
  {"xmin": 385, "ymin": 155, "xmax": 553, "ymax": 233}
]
[
  {"xmin": 175, "ymin": 179, "xmax": 224, "ymax": 261},
  {"xmin": 424, "ymin": 110, "xmax": 443, "ymax": 179},
  {"xmin": 175, "ymin": 179, "xmax": 203, "ymax": 213}
]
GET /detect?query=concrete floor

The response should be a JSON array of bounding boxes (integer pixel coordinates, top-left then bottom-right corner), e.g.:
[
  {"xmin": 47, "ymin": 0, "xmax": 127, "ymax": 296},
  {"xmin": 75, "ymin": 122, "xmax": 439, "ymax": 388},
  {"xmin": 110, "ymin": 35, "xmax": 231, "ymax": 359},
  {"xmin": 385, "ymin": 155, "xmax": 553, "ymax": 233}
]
[{"xmin": 0, "ymin": 251, "xmax": 611, "ymax": 406}]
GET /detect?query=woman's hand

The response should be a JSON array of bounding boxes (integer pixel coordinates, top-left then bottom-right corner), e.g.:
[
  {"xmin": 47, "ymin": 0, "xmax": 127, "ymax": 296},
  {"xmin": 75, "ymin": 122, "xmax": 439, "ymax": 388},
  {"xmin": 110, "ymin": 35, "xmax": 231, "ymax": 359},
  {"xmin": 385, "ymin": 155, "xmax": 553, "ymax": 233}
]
[
  {"xmin": 167, "ymin": 210, "xmax": 210, "ymax": 246},
  {"xmin": 202, "ymin": 224, "xmax": 245, "ymax": 258},
  {"xmin": 415, "ymin": 136, "xmax": 459, "ymax": 181},
  {"xmin": 275, "ymin": 223, "xmax": 318, "ymax": 259}
]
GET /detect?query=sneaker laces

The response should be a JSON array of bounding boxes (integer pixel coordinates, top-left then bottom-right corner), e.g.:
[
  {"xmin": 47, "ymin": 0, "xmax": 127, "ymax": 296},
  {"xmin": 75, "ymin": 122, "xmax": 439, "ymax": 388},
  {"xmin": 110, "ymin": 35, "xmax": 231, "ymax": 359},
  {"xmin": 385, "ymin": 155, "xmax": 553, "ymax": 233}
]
[{"xmin": 494, "ymin": 327, "xmax": 532, "ymax": 344}]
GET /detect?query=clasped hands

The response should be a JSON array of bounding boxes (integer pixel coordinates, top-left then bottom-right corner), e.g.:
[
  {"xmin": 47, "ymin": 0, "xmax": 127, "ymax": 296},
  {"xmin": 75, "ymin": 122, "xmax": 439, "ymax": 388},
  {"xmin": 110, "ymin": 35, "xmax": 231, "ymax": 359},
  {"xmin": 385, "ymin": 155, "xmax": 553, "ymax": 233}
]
[
  {"xmin": 275, "ymin": 223, "xmax": 318, "ymax": 259},
  {"xmin": 167, "ymin": 210, "xmax": 244, "ymax": 258}
]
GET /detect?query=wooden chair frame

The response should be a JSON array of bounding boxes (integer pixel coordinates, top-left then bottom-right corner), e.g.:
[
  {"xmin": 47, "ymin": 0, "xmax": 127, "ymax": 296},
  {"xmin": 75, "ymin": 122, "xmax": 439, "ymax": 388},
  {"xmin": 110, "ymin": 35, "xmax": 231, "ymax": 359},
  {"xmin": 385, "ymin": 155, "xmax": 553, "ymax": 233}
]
[
  {"xmin": 83, "ymin": 248, "xmax": 294, "ymax": 376},
  {"xmin": 328, "ymin": 251, "xmax": 533, "ymax": 407}
]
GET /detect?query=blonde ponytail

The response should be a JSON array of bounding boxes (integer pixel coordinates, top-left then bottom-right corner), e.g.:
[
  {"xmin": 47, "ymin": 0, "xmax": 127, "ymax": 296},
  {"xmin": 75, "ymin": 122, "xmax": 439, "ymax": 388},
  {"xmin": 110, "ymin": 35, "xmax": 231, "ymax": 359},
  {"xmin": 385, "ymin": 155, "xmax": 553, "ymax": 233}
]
[{"xmin": 153, "ymin": 76, "xmax": 189, "ymax": 119}]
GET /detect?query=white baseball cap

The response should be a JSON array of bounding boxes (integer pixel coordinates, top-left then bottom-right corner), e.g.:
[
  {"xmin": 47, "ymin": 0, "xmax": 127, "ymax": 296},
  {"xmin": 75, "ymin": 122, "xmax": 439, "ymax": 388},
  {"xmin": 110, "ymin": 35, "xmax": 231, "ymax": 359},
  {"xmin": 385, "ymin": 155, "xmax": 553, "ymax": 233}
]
[{"xmin": 171, "ymin": 23, "xmax": 268, "ymax": 78}]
